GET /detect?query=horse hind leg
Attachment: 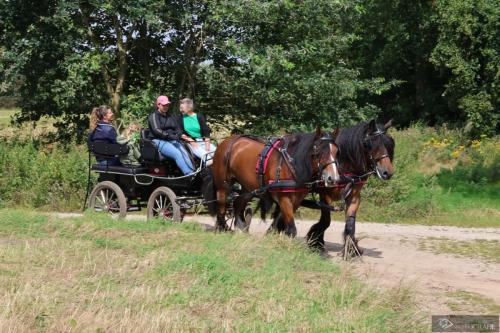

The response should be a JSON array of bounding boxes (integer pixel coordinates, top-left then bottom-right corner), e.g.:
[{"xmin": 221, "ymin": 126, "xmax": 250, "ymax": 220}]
[
  {"xmin": 233, "ymin": 193, "xmax": 253, "ymax": 233},
  {"xmin": 215, "ymin": 187, "xmax": 230, "ymax": 232}
]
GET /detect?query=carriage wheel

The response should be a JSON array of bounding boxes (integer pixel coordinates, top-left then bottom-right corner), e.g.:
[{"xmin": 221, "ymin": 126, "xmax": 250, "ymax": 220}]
[
  {"xmin": 88, "ymin": 181, "xmax": 127, "ymax": 219},
  {"xmin": 147, "ymin": 186, "xmax": 181, "ymax": 222}
]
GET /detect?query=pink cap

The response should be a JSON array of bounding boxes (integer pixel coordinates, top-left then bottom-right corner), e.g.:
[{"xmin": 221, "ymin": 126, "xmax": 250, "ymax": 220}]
[{"xmin": 156, "ymin": 95, "xmax": 171, "ymax": 106}]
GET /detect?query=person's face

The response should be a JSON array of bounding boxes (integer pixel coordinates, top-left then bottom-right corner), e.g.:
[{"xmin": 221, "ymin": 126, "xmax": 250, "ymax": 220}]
[
  {"xmin": 180, "ymin": 102, "xmax": 193, "ymax": 114},
  {"xmin": 103, "ymin": 109, "xmax": 114, "ymax": 122},
  {"xmin": 158, "ymin": 103, "xmax": 169, "ymax": 113},
  {"xmin": 179, "ymin": 103, "xmax": 187, "ymax": 114}
]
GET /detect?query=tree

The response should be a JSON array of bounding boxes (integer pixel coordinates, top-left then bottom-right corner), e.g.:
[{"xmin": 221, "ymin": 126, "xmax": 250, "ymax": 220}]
[
  {"xmin": 196, "ymin": 0, "xmax": 390, "ymax": 133},
  {"xmin": 1, "ymin": 0, "xmax": 390, "ymax": 139},
  {"xmin": 430, "ymin": 0, "xmax": 499, "ymax": 136}
]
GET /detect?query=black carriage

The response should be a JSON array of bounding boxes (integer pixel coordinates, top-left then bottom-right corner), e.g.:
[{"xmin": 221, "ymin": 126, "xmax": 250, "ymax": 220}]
[{"xmin": 85, "ymin": 130, "xmax": 217, "ymax": 221}]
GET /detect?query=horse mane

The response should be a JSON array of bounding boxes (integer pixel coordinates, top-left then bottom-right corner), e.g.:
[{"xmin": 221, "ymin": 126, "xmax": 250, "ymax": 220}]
[
  {"xmin": 336, "ymin": 121, "xmax": 395, "ymax": 174},
  {"xmin": 285, "ymin": 132, "xmax": 318, "ymax": 185},
  {"xmin": 336, "ymin": 122, "xmax": 370, "ymax": 173}
]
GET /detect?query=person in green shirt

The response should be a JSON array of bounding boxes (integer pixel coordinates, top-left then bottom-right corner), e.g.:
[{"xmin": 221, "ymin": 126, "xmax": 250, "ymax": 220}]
[{"xmin": 179, "ymin": 98, "xmax": 216, "ymax": 165}]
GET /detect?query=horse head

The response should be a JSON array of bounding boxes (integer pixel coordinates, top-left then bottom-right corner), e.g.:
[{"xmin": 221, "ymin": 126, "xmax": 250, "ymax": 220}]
[
  {"xmin": 364, "ymin": 119, "xmax": 395, "ymax": 180},
  {"xmin": 312, "ymin": 127, "xmax": 341, "ymax": 186}
]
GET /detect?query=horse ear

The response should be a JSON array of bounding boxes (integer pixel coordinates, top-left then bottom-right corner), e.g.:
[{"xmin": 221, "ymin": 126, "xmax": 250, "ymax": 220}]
[
  {"xmin": 367, "ymin": 119, "xmax": 377, "ymax": 132},
  {"xmin": 331, "ymin": 128, "xmax": 340, "ymax": 139},
  {"xmin": 384, "ymin": 119, "xmax": 393, "ymax": 130},
  {"xmin": 315, "ymin": 126, "xmax": 322, "ymax": 138}
]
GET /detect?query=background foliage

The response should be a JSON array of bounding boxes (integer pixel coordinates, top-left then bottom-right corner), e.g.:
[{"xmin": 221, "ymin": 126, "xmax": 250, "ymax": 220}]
[{"xmin": 1, "ymin": 128, "xmax": 498, "ymax": 226}]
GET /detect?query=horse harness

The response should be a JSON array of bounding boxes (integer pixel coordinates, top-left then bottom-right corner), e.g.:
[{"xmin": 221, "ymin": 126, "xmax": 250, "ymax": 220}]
[{"xmin": 255, "ymin": 137, "xmax": 308, "ymax": 194}]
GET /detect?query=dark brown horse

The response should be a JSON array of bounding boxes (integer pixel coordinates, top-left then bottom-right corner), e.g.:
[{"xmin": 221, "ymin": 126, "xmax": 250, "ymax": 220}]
[
  {"xmin": 209, "ymin": 128, "xmax": 340, "ymax": 236},
  {"xmin": 305, "ymin": 119, "xmax": 395, "ymax": 256}
]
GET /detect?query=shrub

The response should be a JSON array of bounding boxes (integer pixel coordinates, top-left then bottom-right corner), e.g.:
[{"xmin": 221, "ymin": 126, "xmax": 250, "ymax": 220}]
[{"xmin": 0, "ymin": 139, "xmax": 93, "ymax": 210}]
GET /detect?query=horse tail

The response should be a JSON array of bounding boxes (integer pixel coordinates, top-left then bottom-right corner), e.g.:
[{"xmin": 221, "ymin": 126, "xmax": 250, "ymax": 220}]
[{"xmin": 201, "ymin": 167, "xmax": 217, "ymax": 216}]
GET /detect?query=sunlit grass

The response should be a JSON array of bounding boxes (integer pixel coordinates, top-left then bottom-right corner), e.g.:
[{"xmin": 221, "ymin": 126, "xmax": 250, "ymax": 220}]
[
  {"xmin": 0, "ymin": 108, "xmax": 18, "ymax": 128},
  {"xmin": 419, "ymin": 237, "xmax": 500, "ymax": 263},
  {"xmin": 0, "ymin": 209, "xmax": 426, "ymax": 332}
]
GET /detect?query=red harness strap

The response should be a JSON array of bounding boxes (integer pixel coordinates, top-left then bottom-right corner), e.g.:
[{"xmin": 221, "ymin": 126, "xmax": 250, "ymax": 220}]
[
  {"xmin": 254, "ymin": 139, "xmax": 308, "ymax": 193},
  {"xmin": 255, "ymin": 139, "xmax": 283, "ymax": 174}
]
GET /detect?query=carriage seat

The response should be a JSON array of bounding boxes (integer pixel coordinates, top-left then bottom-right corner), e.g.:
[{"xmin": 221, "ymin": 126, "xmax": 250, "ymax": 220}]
[
  {"xmin": 140, "ymin": 129, "xmax": 166, "ymax": 163},
  {"xmin": 87, "ymin": 140, "xmax": 129, "ymax": 160},
  {"xmin": 140, "ymin": 129, "xmax": 200, "ymax": 165},
  {"xmin": 139, "ymin": 129, "xmax": 203, "ymax": 178},
  {"xmin": 90, "ymin": 164, "xmax": 148, "ymax": 174}
]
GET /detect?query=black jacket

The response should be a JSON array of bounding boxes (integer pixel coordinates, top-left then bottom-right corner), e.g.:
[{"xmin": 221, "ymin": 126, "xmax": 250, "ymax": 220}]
[
  {"xmin": 177, "ymin": 113, "xmax": 211, "ymax": 138},
  {"xmin": 147, "ymin": 110, "xmax": 183, "ymax": 141},
  {"xmin": 89, "ymin": 122, "xmax": 117, "ymax": 143}
]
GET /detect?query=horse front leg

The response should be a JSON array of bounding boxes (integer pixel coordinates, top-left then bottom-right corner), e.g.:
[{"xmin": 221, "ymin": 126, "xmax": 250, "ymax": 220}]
[
  {"xmin": 267, "ymin": 204, "xmax": 284, "ymax": 234},
  {"xmin": 275, "ymin": 195, "xmax": 298, "ymax": 237},
  {"xmin": 306, "ymin": 205, "xmax": 331, "ymax": 252},
  {"xmin": 342, "ymin": 188, "xmax": 363, "ymax": 257}
]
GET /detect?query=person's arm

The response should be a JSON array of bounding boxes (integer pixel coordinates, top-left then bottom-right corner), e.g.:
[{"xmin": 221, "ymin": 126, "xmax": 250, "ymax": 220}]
[
  {"xmin": 116, "ymin": 134, "xmax": 129, "ymax": 145},
  {"xmin": 108, "ymin": 126, "xmax": 118, "ymax": 144},
  {"xmin": 204, "ymin": 137, "xmax": 210, "ymax": 151},
  {"xmin": 198, "ymin": 113, "xmax": 211, "ymax": 138},
  {"xmin": 148, "ymin": 113, "xmax": 180, "ymax": 140}
]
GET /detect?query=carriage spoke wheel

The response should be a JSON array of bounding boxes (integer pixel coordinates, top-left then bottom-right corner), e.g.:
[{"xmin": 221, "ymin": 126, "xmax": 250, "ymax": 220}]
[
  {"xmin": 147, "ymin": 186, "xmax": 181, "ymax": 222},
  {"xmin": 88, "ymin": 181, "xmax": 127, "ymax": 219}
]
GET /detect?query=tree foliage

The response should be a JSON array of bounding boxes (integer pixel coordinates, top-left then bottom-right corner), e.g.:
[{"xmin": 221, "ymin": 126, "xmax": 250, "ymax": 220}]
[
  {"xmin": 0, "ymin": 0, "xmax": 498, "ymax": 139},
  {"xmin": 352, "ymin": 0, "xmax": 499, "ymax": 136},
  {"xmin": 430, "ymin": 0, "xmax": 499, "ymax": 136}
]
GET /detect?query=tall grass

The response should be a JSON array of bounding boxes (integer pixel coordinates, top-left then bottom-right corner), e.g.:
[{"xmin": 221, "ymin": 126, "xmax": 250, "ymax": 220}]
[
  {"xmin": 0, "ymin": 209, "xmax": 426, "ymax": 332},
  {"xmin": 0, "ymin": 139, "xmax": 92, "ymax": 211},
  {"xmin": 0, "ymin": 126, "xmax": 498, "ymax": 226},
  {"xmin": 355, "ymin": 125, "xmax": 500, "ymax": 226}
]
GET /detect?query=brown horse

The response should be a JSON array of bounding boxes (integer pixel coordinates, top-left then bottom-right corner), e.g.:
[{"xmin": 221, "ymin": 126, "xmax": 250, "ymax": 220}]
[
  {"xmin": 209, "ymin": 128, "xmax": 340, "ymax": 236},
  {"xmin": 304, "ymin": 119, "xmax": 395, "ymax": 256}
]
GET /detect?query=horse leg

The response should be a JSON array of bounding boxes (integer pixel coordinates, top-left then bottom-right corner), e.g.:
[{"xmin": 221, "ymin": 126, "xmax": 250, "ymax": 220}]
[
  {"xmin": 215, "ymin": 186, "xmax": 230, "ymax": 232},
  {"xmin": 266, "ymin": 204, "xmax": 284, "ymax": 234},
  {"xmin": 306, "ymin": 206, "xmax": 331, "ymax": 251},
  {"xmin": 342, "ymin": 190, "xmax": 363, "ymax": 257},
  {"xmin": 276, "ymin": 196, "xmax": 297, "ymax": 237},
  {"xmin": 233, "ymin": 193, "xmax": 252, "ymax": 232}
]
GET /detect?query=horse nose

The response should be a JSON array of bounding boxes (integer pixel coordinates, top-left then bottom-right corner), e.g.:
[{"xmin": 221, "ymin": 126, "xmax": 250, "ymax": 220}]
[{"xmin": 382, "ymin": 170, "xmax": 393, "ymax": 180}]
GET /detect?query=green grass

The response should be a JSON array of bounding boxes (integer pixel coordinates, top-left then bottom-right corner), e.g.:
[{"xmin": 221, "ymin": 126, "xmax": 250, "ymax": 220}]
[
  {"xmin": 0, "ymin": 209, "xmax": 426, "ymax": 332},
  {"xmin": 419, "ymin": 237, "xmax": 500, "ymax": 263},
  {"xmin": 0, "ymin": 108, "xmax": 18, "ymax": 129},
  {"xmin": 446, "ymin": 290, "xmax": 500, "ymax": 313}
]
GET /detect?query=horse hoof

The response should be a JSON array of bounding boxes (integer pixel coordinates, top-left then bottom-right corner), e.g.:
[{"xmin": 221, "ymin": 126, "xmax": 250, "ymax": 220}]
[
  {"xmin": 215, "ymin": 224, "xmax": 229, "ymax": 233},
  {"xmin": 341, "ymin": 236, "xmax": 363, "ymax": 259}
]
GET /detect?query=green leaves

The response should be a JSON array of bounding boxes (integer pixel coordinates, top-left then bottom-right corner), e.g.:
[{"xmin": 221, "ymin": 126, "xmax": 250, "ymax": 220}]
[{"xmin": 430, "ymin": 0, "xmax": 499, "ymax": 136}]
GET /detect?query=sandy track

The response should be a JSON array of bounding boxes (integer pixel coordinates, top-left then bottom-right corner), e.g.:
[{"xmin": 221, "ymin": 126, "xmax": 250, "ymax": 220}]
[
  {"xmin": 53, "ymin": 212, "xmax": 500, "ymax": 314},
  {"xmin": 188, "ymin": 214, "xmax": 500, "ymax": 314}
]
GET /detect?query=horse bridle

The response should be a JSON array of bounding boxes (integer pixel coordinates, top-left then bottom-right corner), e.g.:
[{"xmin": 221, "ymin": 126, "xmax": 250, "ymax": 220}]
[
  {"xmin": 313, "ymin": 135, "xmax": 339, "ymax": 178},
  {"xmin": 364, "ymin": 128, "xmax": 390, "ymax": 169}
]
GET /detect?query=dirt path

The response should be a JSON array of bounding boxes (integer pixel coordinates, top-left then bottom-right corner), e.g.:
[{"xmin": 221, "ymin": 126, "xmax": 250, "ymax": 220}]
[
  {"xmin": 53, "ymin": 212, "xmax": 500, "ymax": 314},
  {"xmin": 187, "ymin": 214, "xmax": 500, "ymax": 315}
]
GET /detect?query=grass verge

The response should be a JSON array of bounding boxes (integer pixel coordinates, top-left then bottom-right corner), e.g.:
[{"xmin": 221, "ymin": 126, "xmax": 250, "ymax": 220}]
[
  {"xmin": 0, "ymin": 108, "xmax": 17, "ymax": 129},
  {"xmin": 446, "ymin": 290, "xmax": 500, "ymax": 314},
  {"xmin": 419, "ymin": 237, "xmax": 500, "ymax": 263},
  {"xmin": 0, "ymin": 209, "xmax": 426, "ymax": 332}
]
